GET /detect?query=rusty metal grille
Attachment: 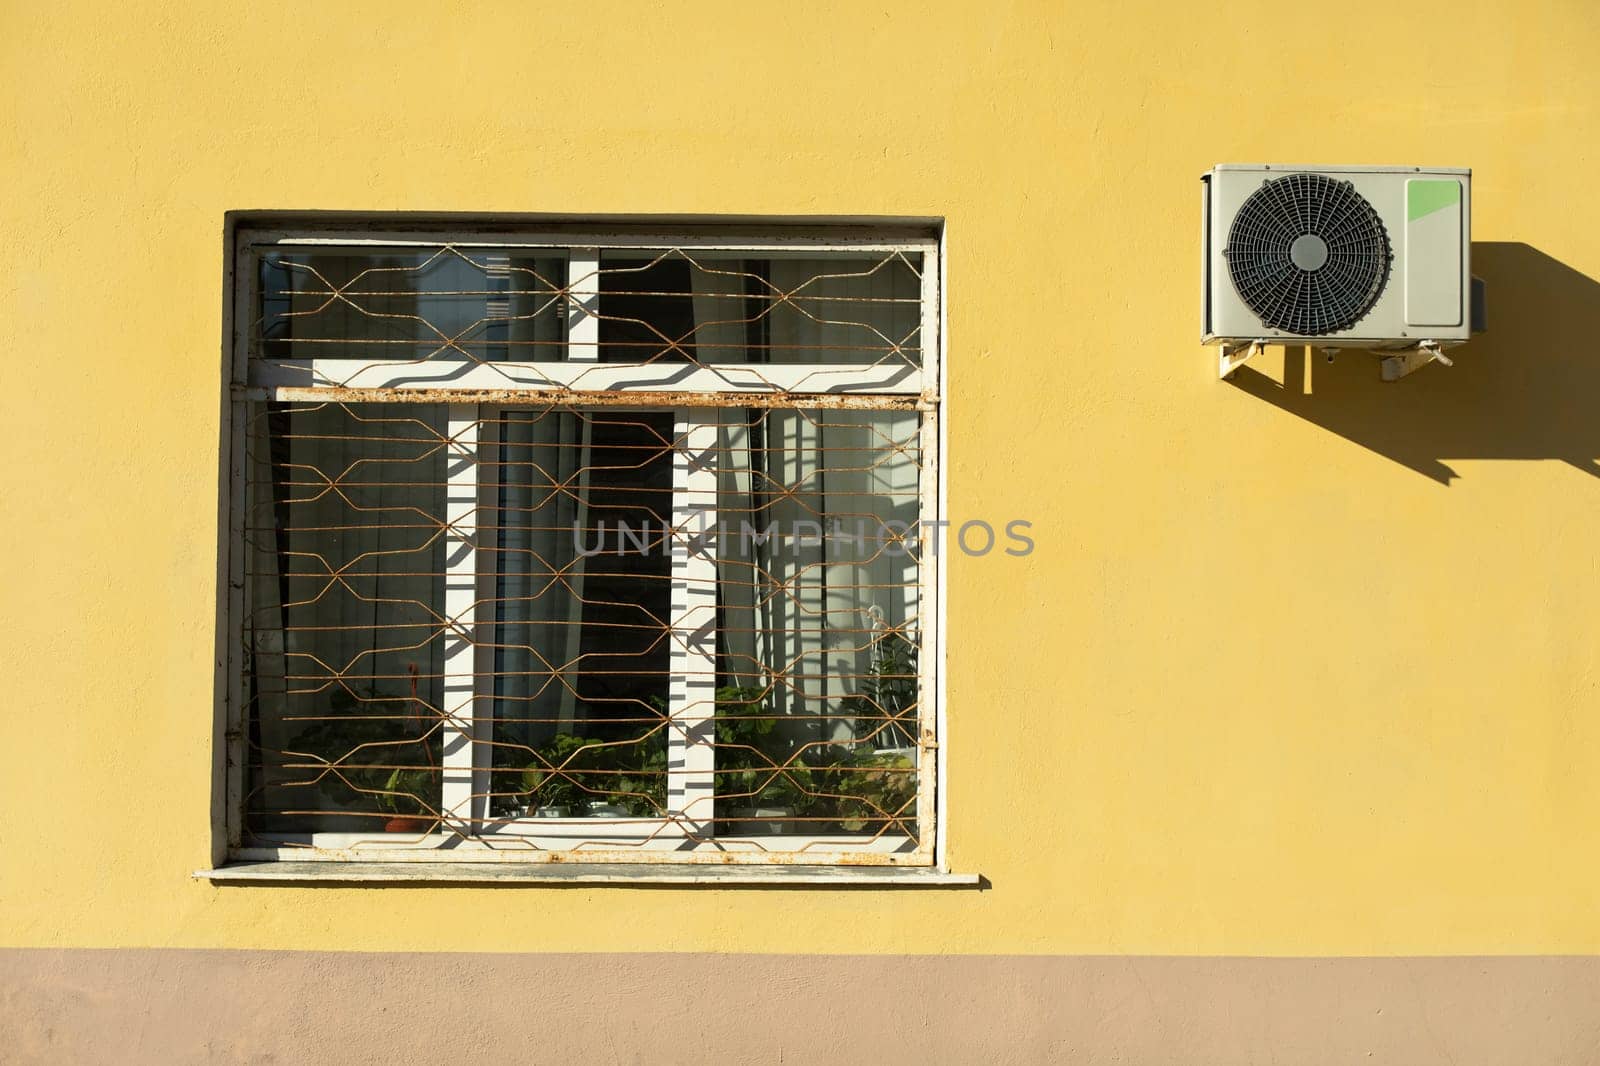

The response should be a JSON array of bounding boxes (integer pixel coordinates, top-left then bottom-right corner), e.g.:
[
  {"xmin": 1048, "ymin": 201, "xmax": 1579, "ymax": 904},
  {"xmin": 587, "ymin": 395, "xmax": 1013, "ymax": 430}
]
[{"xmin": 225, "ymin": 224, "xmax": 939, "ymax": 865}]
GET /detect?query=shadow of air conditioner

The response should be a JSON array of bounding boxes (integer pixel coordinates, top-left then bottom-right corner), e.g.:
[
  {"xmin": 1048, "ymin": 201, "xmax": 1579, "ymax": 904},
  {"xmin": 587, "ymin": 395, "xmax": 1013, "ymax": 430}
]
[{"xmin": 1225, "ymin": 242, "xmax": 1600, "ymax": 485}]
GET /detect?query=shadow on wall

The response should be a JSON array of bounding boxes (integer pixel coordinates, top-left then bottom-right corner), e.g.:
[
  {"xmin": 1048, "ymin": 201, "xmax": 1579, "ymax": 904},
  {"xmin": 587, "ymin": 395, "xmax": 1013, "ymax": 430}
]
[{"xmin": 1226, "ymin": 243, "xmax": 1600, "ymax": 484}]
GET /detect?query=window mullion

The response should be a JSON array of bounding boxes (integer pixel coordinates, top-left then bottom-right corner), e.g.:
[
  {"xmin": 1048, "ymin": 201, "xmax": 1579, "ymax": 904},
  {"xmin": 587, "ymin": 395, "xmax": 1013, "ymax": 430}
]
[
  {"xmin": 440, "ymin": 404, "xmax": 482, "ymax": 836},
  {"xmin": 667, "ymin": 409, "xmax": 719, "ymax": 837},
  {"xmin": 566, "ymin": 248, "xmax": 600, "ymax": 363},
  {"xmin": 469, "ymin": 405, "xmax": 503, "ymax": 837},
  {"xmin": 551, "ymin": 251, "xmax": 600, "ymax": 730},
  {"xmin": 556, "ymin": 416, "xmax": 592, "ymax": 730}
]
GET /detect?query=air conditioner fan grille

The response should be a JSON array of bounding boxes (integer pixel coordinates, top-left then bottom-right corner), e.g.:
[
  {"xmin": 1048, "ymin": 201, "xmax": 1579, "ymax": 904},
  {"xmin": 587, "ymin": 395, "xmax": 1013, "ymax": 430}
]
[{"xmin": 1224, "ymin": 172, "xmax": 1391, "ymax": 336}]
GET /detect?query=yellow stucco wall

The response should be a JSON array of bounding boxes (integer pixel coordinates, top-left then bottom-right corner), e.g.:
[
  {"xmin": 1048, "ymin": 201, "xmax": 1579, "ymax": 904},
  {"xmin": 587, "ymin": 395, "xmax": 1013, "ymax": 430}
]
[{"xmin": 2, "ymin": 0, "xmax": 1598, "ymax": 957}]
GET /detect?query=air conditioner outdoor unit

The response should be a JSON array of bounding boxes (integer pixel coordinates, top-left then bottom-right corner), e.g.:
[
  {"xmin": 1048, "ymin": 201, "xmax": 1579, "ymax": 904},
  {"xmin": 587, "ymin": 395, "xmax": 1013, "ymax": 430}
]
[{"xmin": 1202, "ymin": 164, "xmax": 1472, "ymax": 380}]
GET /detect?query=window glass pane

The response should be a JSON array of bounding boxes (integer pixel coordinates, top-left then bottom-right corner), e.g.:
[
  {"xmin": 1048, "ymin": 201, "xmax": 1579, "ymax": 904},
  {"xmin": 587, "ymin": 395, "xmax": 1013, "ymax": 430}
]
[
  {"xmin": 713, "ymin": 407, "xmax": 921, "ymax": 839},
  {"xmin": 251, "ymin": 245, "xmax": 921, "ymax": 371},
  {"xmin": 486, "ymin": 409, "xmax": 673, "ymax": 822},
  {"xmin": 597, "ymin": 256, "xmax": 697, "ymax": 363},
  {"xmin": 243, "ymin": 402, "xmax": 448, "ymax": 836},
  {"xmin": 254, "ymin": 247, "xmax": 568, "ymax": 362},
  {"xmin": 597, "ymin": 250, "xmax": 922, "ymax": 368}
]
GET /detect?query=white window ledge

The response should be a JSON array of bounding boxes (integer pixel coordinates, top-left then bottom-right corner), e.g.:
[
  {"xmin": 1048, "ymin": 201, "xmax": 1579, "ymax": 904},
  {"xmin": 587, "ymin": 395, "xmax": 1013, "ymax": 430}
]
[{"xmin": 195, "ymin": 861, "xmax": 982, "ymax": 887}]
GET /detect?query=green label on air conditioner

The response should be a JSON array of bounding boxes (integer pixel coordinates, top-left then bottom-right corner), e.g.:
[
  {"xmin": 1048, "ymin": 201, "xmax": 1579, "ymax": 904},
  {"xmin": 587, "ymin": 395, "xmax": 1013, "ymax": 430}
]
[
  {"xmin": 1407, "ymin": 179, "xmax": 1461, "ymax": 222},
  {"xmin": 1405, "ymin": 179, "xmax": 1462, "ymax": 327}
]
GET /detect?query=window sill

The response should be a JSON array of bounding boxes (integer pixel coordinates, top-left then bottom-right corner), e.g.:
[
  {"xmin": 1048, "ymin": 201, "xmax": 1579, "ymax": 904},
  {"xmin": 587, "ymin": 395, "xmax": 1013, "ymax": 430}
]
[{"xmin": 194, "ymin": 861, "xmax": 983, "ymax": 888}]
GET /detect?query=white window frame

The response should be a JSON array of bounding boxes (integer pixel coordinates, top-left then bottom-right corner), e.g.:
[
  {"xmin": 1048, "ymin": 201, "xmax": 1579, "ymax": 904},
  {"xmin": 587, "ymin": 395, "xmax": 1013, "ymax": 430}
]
[{"xmin": 216, "ymin": 217, "xmax": 943, "ymax": 868}]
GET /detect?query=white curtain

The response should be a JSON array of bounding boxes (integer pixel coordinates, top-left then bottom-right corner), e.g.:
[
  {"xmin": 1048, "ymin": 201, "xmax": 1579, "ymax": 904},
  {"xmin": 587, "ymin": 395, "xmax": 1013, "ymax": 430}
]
[
  {"xmin": 245, "ymin": 246, "xmax": 567, "ymax": 829},
  {"xmin": 492, "ymin": 408, "xmax": 587, "ymax": 747},
  {"xmin": 704, "ymin": 256, "xmax": 922, "ymax": 750},
  {"xmin": 245, "ymin": 401, "xmax": 448, "ymax": 829}
]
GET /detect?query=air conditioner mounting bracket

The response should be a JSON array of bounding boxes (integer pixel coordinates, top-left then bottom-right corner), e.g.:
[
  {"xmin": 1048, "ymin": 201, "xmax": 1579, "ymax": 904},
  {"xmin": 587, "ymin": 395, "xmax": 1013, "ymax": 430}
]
[
  {"xmin": 1380, "ymin": 341, "xmax": 1453, "ymax": 382},
  {"xmin": 1218, "ymin": 340, "xmax": 1265, "ymax": 380}
]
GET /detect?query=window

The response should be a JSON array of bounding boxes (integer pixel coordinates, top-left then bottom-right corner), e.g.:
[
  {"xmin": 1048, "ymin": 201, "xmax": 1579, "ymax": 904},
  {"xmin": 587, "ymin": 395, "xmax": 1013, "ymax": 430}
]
[{"xmin": 220, "ymin": 217, "xmax": 941, "ymax": 868}]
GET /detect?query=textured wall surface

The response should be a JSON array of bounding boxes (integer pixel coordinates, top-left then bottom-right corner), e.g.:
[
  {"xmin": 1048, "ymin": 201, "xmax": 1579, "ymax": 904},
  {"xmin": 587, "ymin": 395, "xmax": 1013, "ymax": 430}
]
[
  {"xmin": 2, "ymin": 0, "xmax": 1599, "ymax": 982},
  {"xmin": 5, "ymin": 950, "xmax": 1599, "ymax": 1064}
]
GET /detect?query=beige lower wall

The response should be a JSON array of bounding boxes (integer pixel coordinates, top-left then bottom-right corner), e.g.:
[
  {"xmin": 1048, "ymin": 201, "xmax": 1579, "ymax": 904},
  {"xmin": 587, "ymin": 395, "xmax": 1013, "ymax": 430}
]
[{"xmin": 3, "ymin": 949, "xmax": 1597, "ymax": 1064}]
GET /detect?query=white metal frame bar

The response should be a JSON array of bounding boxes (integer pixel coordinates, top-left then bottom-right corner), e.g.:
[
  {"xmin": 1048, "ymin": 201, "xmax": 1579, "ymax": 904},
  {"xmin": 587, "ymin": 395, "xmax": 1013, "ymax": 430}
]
[
  {"xmin": 556, "ymin": 415, "xmax": 591, "ymax": 730},
  {"xmin": 248, "ymin": 230, "xmax": 935, "ymax": 253},
  {"xmin": 249, "ymin": 359, "xmax": 922, "ymax": 396},
  {"xmin": 439, "ymin": 405, "xmax": 481, "ymax": 834},
  {"xmin": 565, "ymin": 248, "xmax": 600, "ymax": 363},
  {"xmin": 552, "ymin": 252, "xmax": 597, "ymax": 727},
  {"xmin": 469, "ymin": 408, "xmax": 502, "ymax": 830},
  {"xmin": 668, "ymin": 411, "xmax": 721, "ymax": 836}
]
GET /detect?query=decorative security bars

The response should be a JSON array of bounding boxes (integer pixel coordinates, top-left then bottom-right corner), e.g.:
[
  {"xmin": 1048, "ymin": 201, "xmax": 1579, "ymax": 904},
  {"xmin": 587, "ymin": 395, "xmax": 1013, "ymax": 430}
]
[{"xmin": 223, "ymin": 221, "xmax": 940, "ymax": 865}]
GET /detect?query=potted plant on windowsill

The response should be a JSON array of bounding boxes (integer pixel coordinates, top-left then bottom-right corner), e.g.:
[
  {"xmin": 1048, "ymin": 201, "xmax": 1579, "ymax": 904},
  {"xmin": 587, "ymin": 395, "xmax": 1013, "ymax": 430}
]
[
  {"xmin": 833, "ymin": 748, "xmax": 916, "ymax": 834},
  {"xmin": 723, "ymin": 765, "xmax": 815, "ymax": 835},
  {"xmin": 517, "ymin": 732, "xmax": 601, "ymax": 818},
  {"xmin": 511, "ymin": 729, "xmax": 668, "ymax": 819},
  {"xmin": 845, "ymin": 613, "xmax": 919, "ymax": 752},
  {"xmin": 712, "ymin": 685, "xmax": 817, "ymax": 835},
  {"xmin": 282, "ymin": 676, "xmax": 444, "ymax": 834},
  {"xmin": 380, "ymin": 765, "xmax": 442, "ymax": 834},
  {"xmin": 613, "ymin": 734, "xmax": 668, "ymax": 818},
  {"xmin": 378, "ymin": 662, "xmax": 446, "ymax": 833}
]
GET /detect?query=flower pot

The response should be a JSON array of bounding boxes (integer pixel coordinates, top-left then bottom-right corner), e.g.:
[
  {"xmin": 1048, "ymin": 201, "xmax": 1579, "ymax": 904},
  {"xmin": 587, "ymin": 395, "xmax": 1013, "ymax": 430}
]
[
  {"xmin": 724, "ymin": 806, "xmax": 795, "ymax": 835},
  {"xmin": 383, "ymin": 815, "xmax": 435, "ymax": 833},
  {"xmin": 533, "ymin": 805, "xmax": 571, "ymax": 818}
]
